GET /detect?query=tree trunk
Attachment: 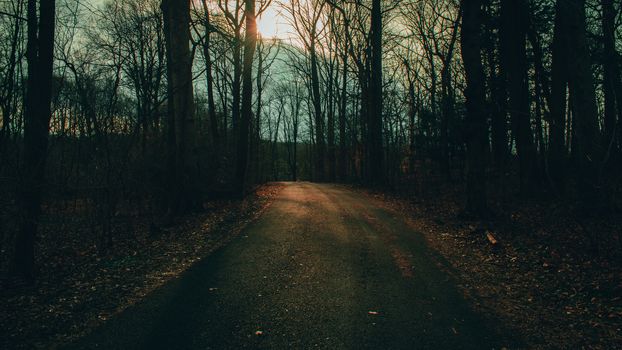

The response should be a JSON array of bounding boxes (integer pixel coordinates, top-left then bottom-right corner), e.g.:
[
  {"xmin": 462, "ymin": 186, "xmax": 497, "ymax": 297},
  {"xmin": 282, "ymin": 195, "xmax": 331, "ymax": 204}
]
[
  {"xmin": 564, "ymin": 0, "xmax": 603, "ymax": 212},
  {"xmin": 202, "ymin": 0, "xmax": 220, "ymax": 144},
  {"xmin": 327, "ymin": 46, "xmax": 336, "ymax": 183},
  {"xmin": 440, "ymin": 65, "xmax": 453, "ymax": 180},
  {"xmin": 235, "ymin": 0, "xmax": 257, "ymax": 195},
  {"xmin": 483, "ymin": 9, "xmax": 509, "ymax": 169},
  {"xmin": 232, "ymin": 28, "xmax": 242, "ymax": 131},
  {"xmin": 461, "ymin": 0, "xmax": 489, "ymax": 217},
  {"xmin": 12, "ymin": 0, "xmax": 56, "ymax": 281},
  {"xmin": 602, "ymin": 0, "xmax": 620, "ymax": 153},
  {"xmin": 310, "ymin": 46, "xmax": 325, "ymax": 181},
  {"xmin": 439, "ymin": 10, "xmax": 461, "ymax": 181},
  {"xmin": 1, "ymin": 0, "xmax": 22, "ymax": 141},
  {"xmin": 338, "ymin": 50, "xmax": 348, "ymax": 182},
  {"xmin": 549, "ymin": 0, "xmax": 570, "ymax": 193},
  {"xmin": 368, "ymin": 0, "xmax": 384, "ymax": 185},
  {"xmin": 253, "ymin": 41, "xmax": 264, "ymax": 183},
  {"xmin": 408, "ymin": 78, "xmax": 417, "ymax": 174},
  {"xmin": 528, "ymin": 20, "xmax": 551, "ymax": 173},
  {"xmin": 500, "ymin": 0, "xmax": 537, "ymax": 194},
  {"xmin": 162, "ymin": 0, "xmax": 197, "ymax": 216}
]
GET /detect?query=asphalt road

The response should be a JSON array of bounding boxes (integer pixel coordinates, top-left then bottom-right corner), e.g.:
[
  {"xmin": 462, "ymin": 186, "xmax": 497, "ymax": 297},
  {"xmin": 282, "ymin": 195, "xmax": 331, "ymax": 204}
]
[{"xmin": 70, "ymin": 182, "xmax": 514, "ymax": 349}]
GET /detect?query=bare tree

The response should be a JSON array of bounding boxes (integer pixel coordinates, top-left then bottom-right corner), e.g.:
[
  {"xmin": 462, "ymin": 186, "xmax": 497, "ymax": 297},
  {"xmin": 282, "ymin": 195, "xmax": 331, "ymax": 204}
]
[
  {"xmin": 460, "ymin": 0, "xmax": 488, "ymax": 216},
  {"xmin": 235, "ymin": 0, "xmax": 259, "ymax": 194},
  {"xmin": 283, "ymin": 0, "xmax": 327, "ymax": 181},
  {"xmin": 162, "ymin": 0, "xmax": 198, "ymax": 215},
  {"xmin": 12, "ymin": 0, "xmax": 57, "ymax": 280}
]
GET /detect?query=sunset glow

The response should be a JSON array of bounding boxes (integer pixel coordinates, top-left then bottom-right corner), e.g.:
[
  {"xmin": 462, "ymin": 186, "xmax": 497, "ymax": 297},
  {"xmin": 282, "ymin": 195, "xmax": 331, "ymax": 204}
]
[{"xmin": 257, "ymin": 6, "xmax": 289, "ymax": 40}]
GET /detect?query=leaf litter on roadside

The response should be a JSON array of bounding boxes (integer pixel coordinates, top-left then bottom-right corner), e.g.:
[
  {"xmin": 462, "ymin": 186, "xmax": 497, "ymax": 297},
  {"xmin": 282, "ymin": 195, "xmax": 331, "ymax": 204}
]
[
  {"xmin": 0, "ymin": 183, "xmax": 285, "ymax": 350},
  {"xmin": 360, "ymin": 186, "xmax": 622, "ymax": 349}
]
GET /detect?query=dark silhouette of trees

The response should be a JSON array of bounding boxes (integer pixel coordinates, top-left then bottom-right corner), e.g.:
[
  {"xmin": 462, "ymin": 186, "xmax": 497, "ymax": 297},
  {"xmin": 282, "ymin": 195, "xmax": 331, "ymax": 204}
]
[
  {"xmin": 367, "ymin": 0, "xmax": 384, "ymax": 185},
  {"xmin": 563, "ymin": 0, "xmax": 603, "ymax": 211},
  {"xmin": 162, "ymin": 0, "xmax": 198, "ymax": 216},
  {"xmin": 2, "ymin": 0, "xmax": 622, "ymax": 280},
  {"xmin": 602, "ymin": 0, "xmax": 621, "ymax": 158},
  {"xmin": 500, "ymin": 0, "xmax": 537, "ymax": 194},
  {"xmin": 12, "ymin": 0, "xmax": 56, "ymax": 280},
  {"xmin": 235, "ymin": 0, "xmax": 258, "ymax": 194},
  {"xmin": 460, "ymin": 0, "xmax": 488, "ymax": 217}
]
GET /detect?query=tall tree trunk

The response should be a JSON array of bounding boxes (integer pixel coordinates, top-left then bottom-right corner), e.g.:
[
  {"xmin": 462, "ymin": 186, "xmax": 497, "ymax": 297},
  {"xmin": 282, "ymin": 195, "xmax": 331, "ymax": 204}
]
[
  {"xmin": 565, "ymin": 0, "xmax": 603, "ymax": 211},
  {"xmin": 440, "ymin": 65, "xmax": 453, "ymax": 180},
  {"xmin": 461, "ymin": 0, "xmax": 489, "ymax": 217},
  {"xmin": 483, "ymin": 5, "xmax": 509, "ymax": 169},
  {"xmin": 329, "ymin": 2, "xmax": 349, "ymax": 182},
  {"xmin": 1, "ymin": 0, "xmax": 22, "ymax": 141},
  {"xmin": 528, "ymin": 20, "xmax": 552, "ymax": 173},
  {"xmin": 439, "ymin": 10, "xmax": 461, "ymax": 181},
  {"xmin": 602, "ymin": 0, "xmax": 620, "ymax": 153},
  {"xmin": 484, "ymin": 19, "xmax": 510, "ymax": 169},
  {"xmin": 549, "ymin": 0, "xmax": 570, "ymax": 193},
  {"xmin": 253, "ymin": 41, "xmax": 264, "ymax": 183},
  {"xmin": 408, "ymin": 77, "xmax": 417, "ymax": 174},
  {"xmin": 327, "ymin": 47, "xmax": 336, "ymax": 183},
  {"xmin": 232, "ymin": 28, "xmax": 242, "ymax": 131},
  {"xmin": 338, "ymin": 49, "xmax": 348, "ymax": 182},
  {"xmin": 202, "ymin": 0, "xmax": 220, "ymax": 143},
  {"xmin": 235, "ymin": 0, "xmax": 257, "ymax": 194},
  {"xmin": 162, "ymin": 0, "xmax": 197, "ymax": 216},
  {"xmin": 310, "ymin": 46, "xmax": 325, "ymax": 182},
  {"xmin": 368, "ymin": 0, "xmax": 384, "ymax": 185},
  {"xmin": 500, "ymin": 0, "xmax": 537, "ymax": 194},
  {"xmin": 12, "ymin": 0, "xmax": 56, "ymax": 280}
]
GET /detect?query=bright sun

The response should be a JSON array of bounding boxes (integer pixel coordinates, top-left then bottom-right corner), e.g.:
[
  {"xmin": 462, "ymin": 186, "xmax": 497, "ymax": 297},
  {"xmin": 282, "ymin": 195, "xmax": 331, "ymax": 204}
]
[{"xmin": 257, "ymin": 7, "xmax": 287, "ymax": 39}]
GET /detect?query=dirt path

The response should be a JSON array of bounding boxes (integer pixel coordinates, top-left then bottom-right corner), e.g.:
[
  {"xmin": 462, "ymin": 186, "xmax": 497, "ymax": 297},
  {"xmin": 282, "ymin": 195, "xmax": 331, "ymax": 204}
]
[{"xmin": 69, "ymin": 182, "xmax": 516, "ymax": 349}]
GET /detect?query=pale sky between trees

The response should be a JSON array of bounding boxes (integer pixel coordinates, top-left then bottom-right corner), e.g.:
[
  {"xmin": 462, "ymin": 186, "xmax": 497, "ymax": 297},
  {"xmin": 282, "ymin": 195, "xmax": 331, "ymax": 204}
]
[{"xmin": 88, "ymin": 0, "xmax": 292, "ymax": 40}]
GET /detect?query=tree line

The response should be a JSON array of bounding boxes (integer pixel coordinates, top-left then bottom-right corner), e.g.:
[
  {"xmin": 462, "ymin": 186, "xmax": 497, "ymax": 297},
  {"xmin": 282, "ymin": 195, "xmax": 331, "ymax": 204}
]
[{"xmin": 0, "ymin": 0, "xmax": 620, "ymax": 280}]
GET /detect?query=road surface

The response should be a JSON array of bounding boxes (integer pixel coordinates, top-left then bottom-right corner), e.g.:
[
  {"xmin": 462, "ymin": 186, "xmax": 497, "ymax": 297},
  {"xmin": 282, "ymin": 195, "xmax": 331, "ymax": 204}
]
[{"xmin": 70, "ymin": 182, "xmax": 514, "ymax": 349}]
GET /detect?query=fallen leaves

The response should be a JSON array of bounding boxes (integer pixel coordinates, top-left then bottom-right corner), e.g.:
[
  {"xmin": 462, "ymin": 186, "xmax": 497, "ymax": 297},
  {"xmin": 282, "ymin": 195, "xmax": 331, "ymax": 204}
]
[
  {"xmin": 0, "ymin": 183, "xmax": 285, "ymax": 349},
  {"xmin": 364, "ymin": 185, "xmax": 622, "ymax": 349}
]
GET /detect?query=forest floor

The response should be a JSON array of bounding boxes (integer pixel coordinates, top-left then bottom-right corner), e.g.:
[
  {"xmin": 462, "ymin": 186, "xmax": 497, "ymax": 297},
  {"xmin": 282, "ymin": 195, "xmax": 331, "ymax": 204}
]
[
  {"xmin": 1, "ymin": 181, "xmax": 621, "ymax": 349},
  {"xmin": 0, "ymin": 183, "xmax": 283, "ymax": 349},
  {"xmin": 371, "ymin": 183, "xmax": 622, "ymax": 349}
]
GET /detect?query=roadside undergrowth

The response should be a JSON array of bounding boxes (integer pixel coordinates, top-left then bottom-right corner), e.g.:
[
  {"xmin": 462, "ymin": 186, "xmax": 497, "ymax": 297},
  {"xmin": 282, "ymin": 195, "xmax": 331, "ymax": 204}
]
[
  {"xmin": 365, "ymin": 186, "xmax": 622, "ymax": 349},
  {"xmin": 0, "ymin": 183, "xmax": 284, "ymax": 349}
]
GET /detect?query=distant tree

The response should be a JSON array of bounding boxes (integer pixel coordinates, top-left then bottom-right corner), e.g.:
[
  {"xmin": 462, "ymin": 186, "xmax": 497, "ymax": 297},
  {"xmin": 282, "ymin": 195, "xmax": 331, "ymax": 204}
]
[
  {"xmin": 601, "ymin": 0, "xmax": 621, "ymax": 155},
  {"xmin": 217, "ymin": 0, "xmax": 245, "ymax": 131},
  {"xmin": 548, "ymin": 0, "xmax": 570, "ymax": 193},
  {"xmin": 93, "ymin": 0, "xmax": 167, "ymax": 154},
  {"xmin": 367, "ymin": 0, "xmax": 384, "ymax": 185},
  {"xmin": 281, "ymin": 80, "xmax": 303, "ymax": 181},
  {"xmin": 195, "ymin": 0, "xmax": 220, "ymax": 145},
  {"xmin": 482, "ymin": 1, "xmax": 509, "ymax": 169},
  {"xmin": 284, "ymin": 0, "xmax": 327, "ymax": 182},
  {"xmin": 0, "ymin": 0, "xmax": 25, "ymax": 144}
]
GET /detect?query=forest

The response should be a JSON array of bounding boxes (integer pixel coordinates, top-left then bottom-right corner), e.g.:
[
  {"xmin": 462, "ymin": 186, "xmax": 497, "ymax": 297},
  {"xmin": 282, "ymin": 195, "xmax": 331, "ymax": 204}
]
[{"xmin": 1, "ymin": 0, "xmax": 621, "ymax": 348}]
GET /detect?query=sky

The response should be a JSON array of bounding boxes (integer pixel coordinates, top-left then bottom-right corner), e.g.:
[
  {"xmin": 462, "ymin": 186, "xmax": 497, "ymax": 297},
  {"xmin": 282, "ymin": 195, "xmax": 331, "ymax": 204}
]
[
  {"xmin": 257, "ymin": 5, "xmax": 290, "ymax": 40},
  {"xmin": 87, "ymin": 0, "xmax": 291, "ymax": 40}
]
